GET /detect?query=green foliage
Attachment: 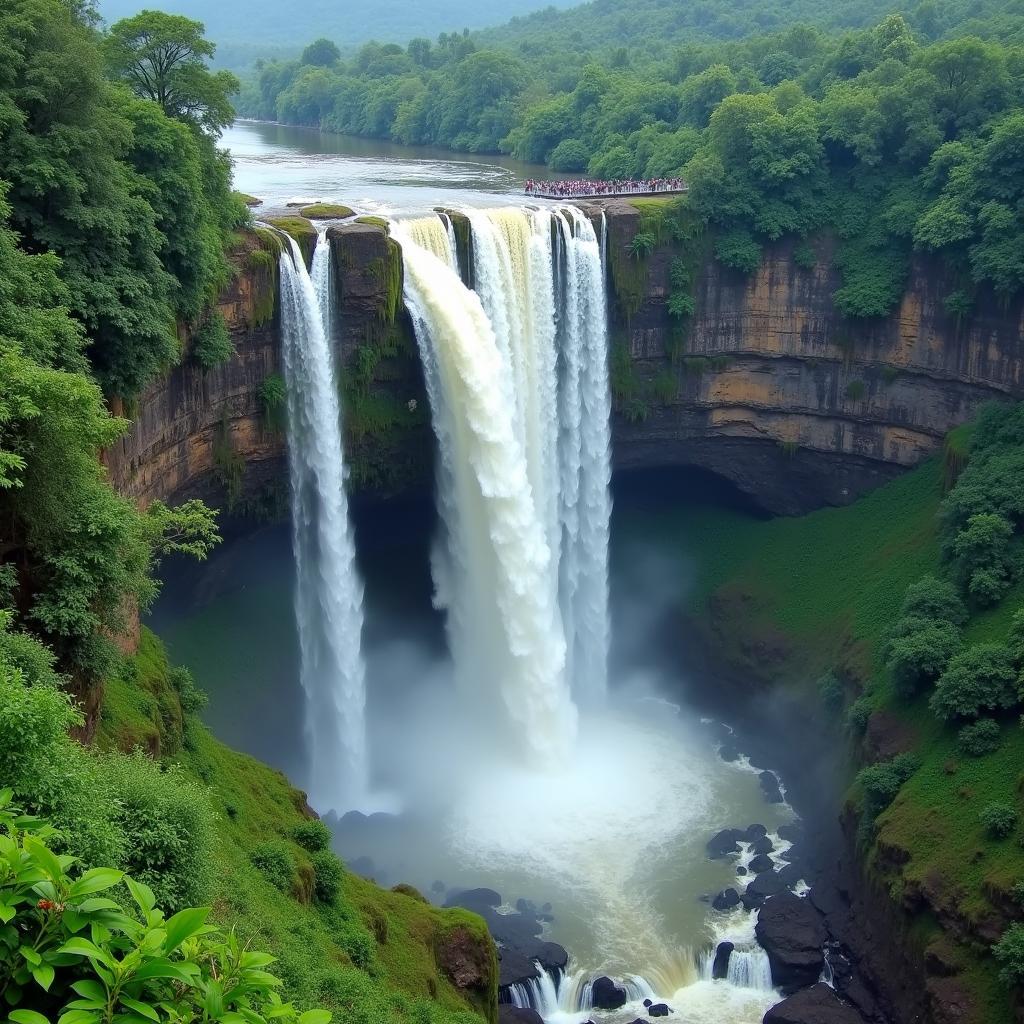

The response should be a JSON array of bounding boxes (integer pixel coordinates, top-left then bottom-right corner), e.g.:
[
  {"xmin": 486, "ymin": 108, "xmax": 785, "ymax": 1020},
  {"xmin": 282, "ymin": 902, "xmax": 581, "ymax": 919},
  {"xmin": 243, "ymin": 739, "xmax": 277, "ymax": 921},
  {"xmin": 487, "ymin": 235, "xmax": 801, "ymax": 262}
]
[
  {"xmin": 979, "ymin": 800, "xmax": 1018, "ymax": 839},
  {"xmin": 957, "ymin": 718, "xmax": 1001, "ymax": 757},
  {"xmin": 299, "ymin": 204, "xmax": 355, "ymax": 219},
  {"xmin": 0, "ymin": 792, "xmax": 333, "ymax": 1024},
  {"xmin": 291, "ymin": 820, "xmax": 332, "ymax": 853},
  {"xmin": 819, "ymin": 670, "xmax": 844, "ymax": 713},
  {"xmin": 192, "ymin": 311, "xmax": 234, "ymax": 370},
  {"xmin": 714, "ymin": 230, "xmax": 762, "ymax": 274},
  {"xmin": 994, "ymin": 924, "xmax": 1024, "ymax": 986},
  {"xmin": 628, "ymin": 232, "xmax": 656, "ymax": 259},
  {"xmin": 311, "ymin": 850, "xmax": 344, "ymax": 904},
  {"xmin": 857, "ymin": 752, "xmax": 920, "ymax": 829},
  {"xmin": 847, "ymin": 696, "xmax": 873, "ymax": 733},
  {"xmin": 845, "ymin": 380, "xmax": 866, "ymax": 401},
  {"xmin": 929, "ymin": 643, "xmax": 1018, "ymax": 722},
  {"xmin": 793, "ymin": 241, "xmax": 817, "ymax": 270},
  {"xmin": 901, "ymin": 576, "xmax": 968, "ymax": 626},
  {"xmin": 142, "ymin": 499, "xmax": 221, "ymax": 564},
  {"xmin": 259, "ymin": 373, "xmax": 288, "ymax": 434},
  {"xmin": 885, "ymin": 616, "xmax": 962, "ymax": 698},
  {"xmin": 250, "ymin": 842, "xmax": 296, "ymax": 892},
  {"xmin": 951, "ymin": 513, "xmax": 1018, "ymax": 606}
]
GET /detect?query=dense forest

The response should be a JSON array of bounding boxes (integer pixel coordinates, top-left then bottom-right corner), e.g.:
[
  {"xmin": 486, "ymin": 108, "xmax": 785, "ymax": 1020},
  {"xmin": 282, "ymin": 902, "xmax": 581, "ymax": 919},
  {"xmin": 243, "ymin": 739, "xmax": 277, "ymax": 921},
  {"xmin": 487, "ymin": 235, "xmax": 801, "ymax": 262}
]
[{"xmin": 243, "ymin": 0, "xmax": 1024, "ymax": 318}]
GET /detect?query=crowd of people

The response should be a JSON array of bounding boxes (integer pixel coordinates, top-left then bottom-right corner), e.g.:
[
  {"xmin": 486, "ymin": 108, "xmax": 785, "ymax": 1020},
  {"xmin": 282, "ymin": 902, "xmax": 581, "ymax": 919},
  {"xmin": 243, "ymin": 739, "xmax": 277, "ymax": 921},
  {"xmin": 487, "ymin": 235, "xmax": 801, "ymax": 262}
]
[{"xmin": 524, "ymin": 177, "xmax": 687, "ymax": 198}]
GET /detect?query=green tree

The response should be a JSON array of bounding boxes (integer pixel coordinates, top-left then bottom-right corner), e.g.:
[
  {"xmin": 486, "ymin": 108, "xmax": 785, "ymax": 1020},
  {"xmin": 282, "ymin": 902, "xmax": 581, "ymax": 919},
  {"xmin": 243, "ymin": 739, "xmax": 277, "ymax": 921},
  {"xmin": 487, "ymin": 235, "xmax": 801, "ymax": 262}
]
[
  {"xmin": 105, "ymin": 11, "xmax": 239, "ymax": 134},
  {"xmin": 950, "ymin": 512, "xmax": 1017, "ymax": 605},
  {"xmin": 930, "ymin": 643, "xmax": 1018, "ymax": 722},
  {"xmin": 301, "ymin": 38, "xmax": 341, "ymax": 66}
]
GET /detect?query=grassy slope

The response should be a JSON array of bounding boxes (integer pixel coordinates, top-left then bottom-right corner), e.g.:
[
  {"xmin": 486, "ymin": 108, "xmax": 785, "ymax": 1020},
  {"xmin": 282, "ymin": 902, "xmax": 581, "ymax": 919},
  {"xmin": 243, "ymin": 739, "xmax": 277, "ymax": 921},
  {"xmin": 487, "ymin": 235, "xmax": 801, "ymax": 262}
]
[
  {"xmin": 674, "ymin": 456, "xmax": 1021, "ymax": 1022},
  {"xmin": 97, "ymin": 630, "xmax": 495, "ymax": 1024}
]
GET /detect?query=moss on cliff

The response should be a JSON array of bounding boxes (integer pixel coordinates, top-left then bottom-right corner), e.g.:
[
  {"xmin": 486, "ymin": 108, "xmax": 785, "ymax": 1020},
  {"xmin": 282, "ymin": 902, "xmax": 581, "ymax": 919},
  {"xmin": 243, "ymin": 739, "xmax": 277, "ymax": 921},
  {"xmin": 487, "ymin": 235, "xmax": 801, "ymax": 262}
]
[
  {"xmin": 301, "ymin": 203, "xmax": 355, "ymax": 219},
  {"xmin": 99, "ymin": 629, "xmax": 497, "ymax": 1024}
]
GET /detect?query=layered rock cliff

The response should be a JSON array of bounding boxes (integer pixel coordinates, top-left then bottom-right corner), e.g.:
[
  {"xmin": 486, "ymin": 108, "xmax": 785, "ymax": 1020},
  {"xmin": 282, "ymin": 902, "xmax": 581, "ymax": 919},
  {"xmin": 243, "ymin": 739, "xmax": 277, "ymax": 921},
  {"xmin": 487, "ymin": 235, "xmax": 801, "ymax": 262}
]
[{"xmin": 106, "ymin": 203, "xmax": 1024, "ymax": 518}]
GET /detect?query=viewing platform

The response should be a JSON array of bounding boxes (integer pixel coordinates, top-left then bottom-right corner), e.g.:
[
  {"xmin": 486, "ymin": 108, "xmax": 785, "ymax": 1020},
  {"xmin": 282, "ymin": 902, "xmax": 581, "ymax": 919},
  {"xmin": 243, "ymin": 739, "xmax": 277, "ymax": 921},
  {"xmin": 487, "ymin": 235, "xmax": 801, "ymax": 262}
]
[{"xmin": 526, "ymin": 186, "xmax": 688, "ymax": 201}]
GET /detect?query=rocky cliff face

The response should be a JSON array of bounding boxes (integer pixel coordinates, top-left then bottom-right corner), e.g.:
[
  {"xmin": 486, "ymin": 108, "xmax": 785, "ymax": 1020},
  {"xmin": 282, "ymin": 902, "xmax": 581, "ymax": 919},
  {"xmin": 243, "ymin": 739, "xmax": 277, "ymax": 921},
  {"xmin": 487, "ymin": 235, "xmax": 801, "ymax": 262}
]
[
  {"xmin": 601, "ymin": 199, "xmax": 1024, "ymax": 514},
  {"xmin": 107, "ymin": 206, "xmax": 1024, "ymax": 518}
]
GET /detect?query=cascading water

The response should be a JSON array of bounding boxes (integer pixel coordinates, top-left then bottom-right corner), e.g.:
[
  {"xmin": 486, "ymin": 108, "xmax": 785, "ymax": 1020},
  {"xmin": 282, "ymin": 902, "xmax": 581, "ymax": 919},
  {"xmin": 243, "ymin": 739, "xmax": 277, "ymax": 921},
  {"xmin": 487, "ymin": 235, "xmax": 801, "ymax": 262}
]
[{"xmin": 278, "ymin": 231, "xmax": 368, "ymax": 810}]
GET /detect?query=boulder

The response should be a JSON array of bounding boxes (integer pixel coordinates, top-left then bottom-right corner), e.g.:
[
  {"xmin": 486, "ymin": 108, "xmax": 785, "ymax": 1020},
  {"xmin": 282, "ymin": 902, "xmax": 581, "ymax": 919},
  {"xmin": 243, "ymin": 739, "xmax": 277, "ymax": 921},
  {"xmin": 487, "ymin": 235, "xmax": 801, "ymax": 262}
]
[
  {"xmin": 497, "ymin": 949, "xmax": 540, "ymax": 988},
  {"xmin": 759, "ymin": 771, "xmax": 785, "ymax": 804},
  {"xmin": 742, "ymin": 871, "xmax": 787, "ymax": 909},
  {"xmin": 707, "ymin": 829, "xmax": 745, "ymax": 858},
  {"xmin": 737, "ymin": 866, "xmax": 749, "ymax": 876},
  {"xmin": 755, "ymin": 892, "xmax": 827, "ymax": 989},
  {"xmin": 777, "ymin": 863, "xmax": 805, "ymax": 887},
  {"xmin": 643, "ymin": 1000, "xmax": 652, "ymax": 1008},
  {"xmin": 591, "ymin": 977, "xmax": 627, "ymax": 1010},
  {"xmin": 536, "ymin": 942, "xmax": 569, "ymax": 973},
  {"xmin": 777, "ymin": 823, "xmax": 803, "ymax": 843},
  {"xmin": 712, "ymin": 942, "xmax": 735, "ymax": 980},
  {"xmin": 487, "ymin": 910, "xmax": 544, "ymax": 947},
  {"xmin": 499, "ymin": 1007, "xmax": 544, "ymax": 1024},
  {"xmin": 746, "ymin": 824, "xmax": 769, "ymax": 841},
  {"xmin": 648, "ymin": 1004, "xmax": 671, "ymax": 1017},
  {"xmin": 762, "ymin": 983, "xmax": 862, "ymax": 1024},
  {"xmin": 445, "ymin": 887, "xmax": 502, "ymax": 911},
  {"xmin": 750, "ymin": 854, "xmax": 776, "ymax": 874},
  {"xmin": 515, "ymin": 898, "xmax": 537, "ymax": 915},
  {"xmin": 751, "ymin": 836, "xmax": 775, "ymax": 856},
  {"xmin": 713, "ymin": 887, "xmax": 741, "ymax": 911}
]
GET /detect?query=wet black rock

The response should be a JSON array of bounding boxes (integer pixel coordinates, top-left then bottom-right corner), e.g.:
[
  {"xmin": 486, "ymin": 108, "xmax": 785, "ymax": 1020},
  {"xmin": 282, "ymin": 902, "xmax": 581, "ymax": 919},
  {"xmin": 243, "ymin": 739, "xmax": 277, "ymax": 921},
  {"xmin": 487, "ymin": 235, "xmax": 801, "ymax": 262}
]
[
  {"xmin": 707, "ymin": 829, "xmax": 745, "ymax": 858},
  {"xmin": 751, "ymin": 836, "xmax": 775, "ymax": 856},
  {"xmin": 755, "ymin": 892, "xmax": 827, "ymax": 990},
  {"xmin": 536, "ymin": 942, "xmax": 569, "ymax": 972},
  {"xmin": 498, "ymin": 1006, "xmax": 544, "ymax": 1024},
  {"xmin": 777, "ymin": 823, "xmax": 803, "ymax": 843},
  {"xmin": 591, "ymin": 977, "xmax": 627, "ymax": 1010},
  {"xmin": 486, "ymin": 910, "xmax": 544, "ymax": 947},
  {"xmin": 445, "ymin": 887, "xmax": 502, "ymax": 911},
  {"xmin": 759, "ymin": 771, "xmax": 785, "ymax": 804},
  {"xmin": 643, "ymin": 1000, "xmax": 652, "ymax": 1008},
  {"xmin": 737, "ymin": 866, "xmax": 748, "ymax": 876},
  {"xmin": 762, "ymin": 983, "xmax": 862, "ymax": 1023},
  {"xmin": 777, "ymin": 863, "xmax": 805, "ymax": 887},
  {"xmin": 498, "ymin": 949, "xmax": 540, "ymax": 988},
  {"xmin": 746, "ymin": 824, "xmax": 768, "ymax": 841},
  {"xmin": 742, "ymin": 871, "xmax": 787, "ymax": 909},
  {"xmin": 648, "ymin": 1004, "xmax": 672, "ymax": 1017},
  {"xmin": 515, "ymin": 898, "xmax": 537, "ymax": 915},
  {"xmin": 750, "ymin": 854, "xmax": 776, "ymax": 874},
  {"xmin": 712, "ymin": 942, "xmax": 734, "ymax": 980},
  {"xmin": 713, "ymin": 888, "xmax": 741, "ymax": 911}
]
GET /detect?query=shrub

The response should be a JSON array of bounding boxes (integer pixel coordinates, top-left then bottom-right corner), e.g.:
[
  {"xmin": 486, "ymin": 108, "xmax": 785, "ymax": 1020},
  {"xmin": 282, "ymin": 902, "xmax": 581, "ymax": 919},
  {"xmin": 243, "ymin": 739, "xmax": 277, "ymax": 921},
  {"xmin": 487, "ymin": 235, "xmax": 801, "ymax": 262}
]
[
  {"xmin": 951, "ymin": 512, "xmax": 1017, "ymax": 606},
  {"xmin": 714, "ymin": 229, "xmax": 762, "ymax": 274},
  {"xmin": 548, "ymin": 139, "xmax": 591, "ymax": 172},
  {"xmin": 311, "ymin": 849, "xmax": 344, "ymax": 904},
  {"xmin": 957, "ymin": 718, "xmax": 1001, "ymax": 757},
  {"xmin": 104, "ymin": 751, "xmax": 216, "ymax": 912},
  {"xmin": 900, "ymin": 576, "xmax": 967, "ymax": 626},
  {"xmin": 818, "ymin": 670, "xmax": 844, "ymax": 713},
  {"xmin": 259, "ymin": 373, "xmax": 288, "ymax": 434},
  {"xmin": 793, "ymin": 240, "xmax": 817, "ymax": 270},
  {"xmin": 845, "ymin": 379, "xmax": 866, "ymax": 401},
  {"xmin": 192, "ymin": 310, "xmax": 233, "ymax": 369},
  {"xmin": 628, "ymin": 231, "xmax": 657, "ymax": 258},
  {"xmin": 0, "ymin": 793, "xmax": 332, "ymax": 1024},
  {"xmin": 251, "ymin": 840, "xmax": 296, "ymax": 890},
  {"xmin": 847, "ymin": 697, "xmax": 873, "ymax": 733},
  {"xmin": 170, "ymin": 664, "xmax": 208, "ymax": 715},
  {"xmin": 857, "ymin": 752, "xmax": 920, "ymax": 824},
  {"xmin": 930, "ymin": 643, "xmax": 1018, "ymax": 722},
  {"xmin": 995, "ymin": 924, "xmax": 1024, "ymax": 987},
  {"xmin": 886, "ymin": 618, "xmax": 962, "ymax": 698},
  {"xmin": 980, "ymin": 801, "xmax": 1018, "ymax": 839},
  {"xmin": 292, "ymin": 819, "xmax": 332, "ymax": 852}
]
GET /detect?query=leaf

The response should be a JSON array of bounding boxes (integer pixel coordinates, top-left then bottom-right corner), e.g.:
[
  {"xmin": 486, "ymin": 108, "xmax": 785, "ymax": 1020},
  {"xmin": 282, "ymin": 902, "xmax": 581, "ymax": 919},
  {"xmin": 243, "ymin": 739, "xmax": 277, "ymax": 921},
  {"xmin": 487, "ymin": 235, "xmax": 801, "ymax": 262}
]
[
  {"xmin": 162, "ymin": 907, "xmax": 210, "ymax": 953},
  {"xmin": 19, "ymin": 945, "xmax": 41, "ymax": 966},
  {"xmin": 71, "ymin": 981, "xmax": 106, "ymax": 1001},
  {"xmin": 57, "ymin": 938, "xmax": 113, "ymax": 967},
  {"xmin": 68, "ymin": 868, "xmax": 123, "ymax": 899},
  {"xmin": 76, "ymin": 899, "xmax": 121, "ymax": 913},
  {"xmin": 10, "ymin": 1011, "xmax": 51, "ymax": 1024},
  {"xmin": 24, "ymin": 837, "xmax": 64, "ymax": 884},
  {"xmin": 132, "ymin": 958, "xmax": 198, "ymax": 983},
  {"xmin": 298, "ymin": 1011, "xmax": 332, "ymax": 1024},
  {"xmin": 124, "ymin": 878, "xmax": 155, "ymax": 916},
  {"xmin": 118, "ymin": 998, "xmax": 158, "ymax": 1022},
  {"xmin": 0, "ymin": 904, "xmax": 14, "ymax": 924},
  {"xmin": 58, "ymin": 1010, "xmax": 102, "ymax": 1024},
  {"xmin": 32, "ymin": 963, "xmax": 55, "ymax": 991}
]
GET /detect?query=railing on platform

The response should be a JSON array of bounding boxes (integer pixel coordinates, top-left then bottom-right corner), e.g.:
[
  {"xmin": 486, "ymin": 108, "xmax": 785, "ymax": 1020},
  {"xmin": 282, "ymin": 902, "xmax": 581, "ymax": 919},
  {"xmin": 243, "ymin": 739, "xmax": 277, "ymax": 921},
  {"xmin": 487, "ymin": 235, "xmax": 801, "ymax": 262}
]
[{"xmin": 526, "ymin": 187, "xmax": 688, "ymax": 200}]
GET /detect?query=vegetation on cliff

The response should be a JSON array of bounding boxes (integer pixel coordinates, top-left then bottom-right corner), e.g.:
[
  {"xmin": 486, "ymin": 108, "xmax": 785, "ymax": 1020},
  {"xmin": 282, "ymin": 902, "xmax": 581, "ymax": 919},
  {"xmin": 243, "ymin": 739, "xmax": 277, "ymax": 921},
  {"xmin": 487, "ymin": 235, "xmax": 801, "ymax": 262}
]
[{"xmin": 245, "ymin": 2, "xmax": 1024, "ymax": 317}]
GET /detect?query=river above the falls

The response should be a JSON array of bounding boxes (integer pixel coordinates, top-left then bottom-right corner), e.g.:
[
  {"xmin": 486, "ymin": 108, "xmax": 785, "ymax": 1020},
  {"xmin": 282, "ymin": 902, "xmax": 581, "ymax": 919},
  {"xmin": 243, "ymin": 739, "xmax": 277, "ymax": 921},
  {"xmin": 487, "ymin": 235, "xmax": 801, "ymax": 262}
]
[{"xmin": 226, "ymin": 120, "xmax": 559, "ymax": 210}]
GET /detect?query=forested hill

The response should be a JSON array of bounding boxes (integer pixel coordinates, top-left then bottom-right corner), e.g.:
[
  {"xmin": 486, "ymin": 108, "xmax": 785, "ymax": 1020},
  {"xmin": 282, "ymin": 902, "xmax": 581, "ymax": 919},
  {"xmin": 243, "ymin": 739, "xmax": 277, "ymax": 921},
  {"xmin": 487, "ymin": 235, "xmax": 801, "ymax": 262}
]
[{"xmin": 478, "ymin": 0, "xmax": 1024, "ymax": 55}]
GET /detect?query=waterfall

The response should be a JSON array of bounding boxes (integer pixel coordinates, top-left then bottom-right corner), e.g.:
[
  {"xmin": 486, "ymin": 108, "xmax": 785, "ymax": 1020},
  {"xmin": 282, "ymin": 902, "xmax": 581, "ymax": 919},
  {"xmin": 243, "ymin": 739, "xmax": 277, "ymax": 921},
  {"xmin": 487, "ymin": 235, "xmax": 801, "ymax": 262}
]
[
  {"xmin": 395, "ymin": 221, "xmax": 578, "ymax": 763},
  {"xmin": 698, "ymin": 946, "xmax": 775, "ymax": 991},
  {"xmin": 278, "ymin": 231, "xmax": 368, "ymax": 810},
  {"xmin": 393, "ymin": 206, "xmax": 612, "ymax": 760}
]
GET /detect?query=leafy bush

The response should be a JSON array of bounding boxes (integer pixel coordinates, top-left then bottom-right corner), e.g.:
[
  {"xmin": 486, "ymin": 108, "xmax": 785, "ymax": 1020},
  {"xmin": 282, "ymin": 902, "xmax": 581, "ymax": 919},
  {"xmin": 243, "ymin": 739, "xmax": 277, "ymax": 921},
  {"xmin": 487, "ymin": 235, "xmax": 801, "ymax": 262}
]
[
  {"xmin": 0, "ymin": 792, "xmax": 331, "ymax": 1024},
  {"xmin": 957, "ymin": 718, "xmax": 1001, "ymax": 757},
  {"xmin": 793, "ymin": 240, "xmax": 817, "ymax": 269},
  {"xmin": 103, "ymin": 752, "xmax": 216, "ymax": 912},
  {"xmin": 170, "ymin": 665, "xmax": 208, "ymax": 715},
  {"xmin": 548, "ymin": 139, "xmax": 590, "ymax": 172},
  {"xmin": 900, "ymin": 576, "xmax": 968, "ymax": 626},
  {"xmin": 930, "ymin": 643, "xmax": 1018, "ymax": 722},
  {"xmin": 292, "ymin": 819, "xmax": 332, "ymax": 852},
  {"xmin": 951, "ymin": 512, "xmax": 1018, "ymax": 606},
  {"xmin": 311, "ymin": 849, "xmax": 344, "ymax": 904},
  {"xmin": 847, "ymin": 697, "xmax": 873, "ymax": 733},
  {"xmin": 994, "ymin": 924, "xmax": 1024, "ymax": 986},
  {"xmin": 628, "ymin": 232, "xmax": 656, "ymax": 258},
  {"xmin": 251, "ymin": 840, "xmax": 296, "ymax": 891},
  {"xmin": 856, "ymin": 752, "xmax": 920, "ymax": 826},
  {"xmin": 259, "ymin": 373, "xmax": 288, "ymax": 434},
  {"xmin": 818, "ymin": 670, "xmax": 844, "ymax": 713},
  {"xmin": 885, "ymin": 618, "xmax": 962, "ymax": 698},
  {"xmin": 191, "ymin": 310, "xmax": 233, "ymax": 369},
  {"xmin": 714, "ymin": 229, "xmax": 762, "ymax": 274},
  {"xmin": 980, "ymin": 801, "xmax": 1018, "ymax": 839}
]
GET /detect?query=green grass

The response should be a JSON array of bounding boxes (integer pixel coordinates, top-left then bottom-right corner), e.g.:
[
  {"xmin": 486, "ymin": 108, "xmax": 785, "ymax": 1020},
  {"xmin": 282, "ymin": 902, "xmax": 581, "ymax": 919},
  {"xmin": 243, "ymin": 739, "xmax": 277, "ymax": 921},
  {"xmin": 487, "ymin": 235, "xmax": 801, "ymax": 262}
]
[
  {"xmin": 300, "ymin": 203, "xmax": 355, "ymax": 219},
  {"xmin": 99, "ymin": 629, "xmax": 496, "ymax": 1024}
]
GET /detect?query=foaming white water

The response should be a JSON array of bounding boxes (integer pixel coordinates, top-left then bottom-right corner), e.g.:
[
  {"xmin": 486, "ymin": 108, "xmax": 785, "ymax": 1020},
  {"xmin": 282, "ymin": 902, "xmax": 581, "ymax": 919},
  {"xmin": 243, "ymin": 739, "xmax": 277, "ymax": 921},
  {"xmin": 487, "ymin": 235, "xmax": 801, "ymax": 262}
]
[
  {"xmin": 394, "ymin": 227, "xmax": 577, "ymax": 763},
  {"xmin": 279, "ymin": 232, "xmax": 368, "ymax": 810}
]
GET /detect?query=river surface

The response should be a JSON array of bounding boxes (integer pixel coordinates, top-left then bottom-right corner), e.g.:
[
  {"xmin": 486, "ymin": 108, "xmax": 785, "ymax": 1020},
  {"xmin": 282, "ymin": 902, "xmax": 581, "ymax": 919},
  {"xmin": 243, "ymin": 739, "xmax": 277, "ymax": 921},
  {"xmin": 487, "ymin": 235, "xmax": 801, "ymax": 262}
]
[
  {"xmin": 150, "ymin": 129, "xmax": 798, "ymax": 1022},
  {"xmin": 227, "ymin": 121, "xmax": 559, "ymax": 211}
]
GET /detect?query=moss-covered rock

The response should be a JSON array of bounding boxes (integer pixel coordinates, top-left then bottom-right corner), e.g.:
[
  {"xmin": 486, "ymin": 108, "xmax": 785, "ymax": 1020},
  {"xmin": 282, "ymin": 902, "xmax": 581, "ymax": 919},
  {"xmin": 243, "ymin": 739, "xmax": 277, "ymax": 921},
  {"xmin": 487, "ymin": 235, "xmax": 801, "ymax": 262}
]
[
  {"xmin": 234, "ymin": 192, "xmax": 263, "ymax": 208},
  {"xmin": 301, "ymin": 202, "xmax": 355, "ymax": 219},
  {"xmin": 266, "ymin": 216, "xmax": 318, "ymax": 264}
]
